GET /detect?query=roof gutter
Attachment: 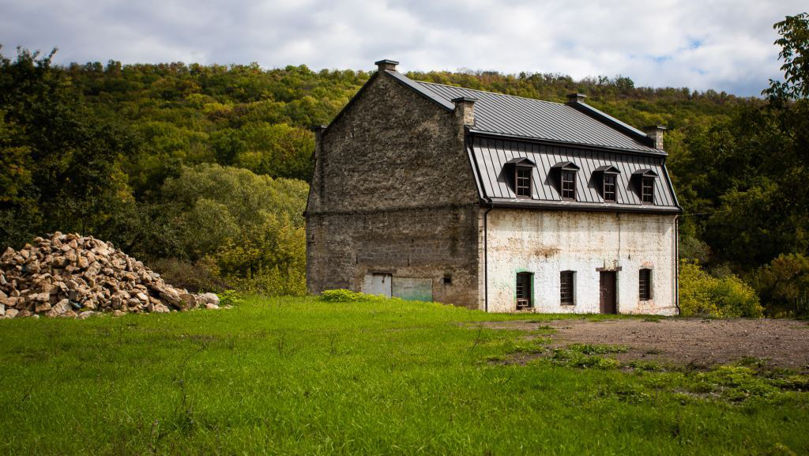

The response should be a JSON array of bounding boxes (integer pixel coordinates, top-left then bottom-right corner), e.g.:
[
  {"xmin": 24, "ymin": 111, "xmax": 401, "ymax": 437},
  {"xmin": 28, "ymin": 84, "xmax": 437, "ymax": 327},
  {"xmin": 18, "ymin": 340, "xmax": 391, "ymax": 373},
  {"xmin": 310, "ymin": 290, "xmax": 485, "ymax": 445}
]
[
  {"xmin": 466, "ymin": 130, "xmax": 667, "ymax": 157},
  {"xmin": 486, "ymin": 199, "xmax": 682, "ymax": 215}
]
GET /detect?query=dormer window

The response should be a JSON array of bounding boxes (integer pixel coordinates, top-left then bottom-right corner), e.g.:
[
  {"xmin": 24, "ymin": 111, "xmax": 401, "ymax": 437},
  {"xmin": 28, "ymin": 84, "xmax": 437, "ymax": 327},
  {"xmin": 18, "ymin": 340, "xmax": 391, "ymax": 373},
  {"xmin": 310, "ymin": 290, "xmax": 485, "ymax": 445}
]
[
  {"xmin": 552, "ymin": 161, "xmax": 580, "ymax": 201},
  {"xmin": 561, "ymin": 171, "xmax": 575, "ymax": 199},
  {"xmin": 641, "ymin": 177, "xmax": 654, "ymax": 203},
  {"xmin": 515, "ymin": 167, "xmax": 531, "ymax": 197},
  {"xmin": 504, "ymin": 157, "xmax": 535, "ymax": 199},
  {"xmin": 632, "ymin": 169, "xmax": 658, "ymax": 204},
  {"xmin": 594, "ymin": 165, "xmax": 621, "ymax": 202},
  {"xmin": 603, "ymin": 174, "xmax": 616, "ymax": 201}
]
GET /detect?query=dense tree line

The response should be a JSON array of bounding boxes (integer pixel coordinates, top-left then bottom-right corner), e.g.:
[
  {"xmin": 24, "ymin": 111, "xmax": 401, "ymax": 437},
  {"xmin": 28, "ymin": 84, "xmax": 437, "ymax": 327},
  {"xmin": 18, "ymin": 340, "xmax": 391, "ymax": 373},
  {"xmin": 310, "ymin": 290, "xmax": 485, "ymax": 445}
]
[{"xmin": 0, "ymin": 13, "xmax": 806, "ymax": 313}]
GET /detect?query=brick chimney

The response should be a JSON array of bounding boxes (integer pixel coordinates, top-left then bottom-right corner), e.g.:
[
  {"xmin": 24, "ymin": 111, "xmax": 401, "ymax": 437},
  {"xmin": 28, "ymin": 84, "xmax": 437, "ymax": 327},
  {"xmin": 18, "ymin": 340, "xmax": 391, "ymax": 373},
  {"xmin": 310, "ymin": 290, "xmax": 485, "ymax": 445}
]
[
  {"xmin": 645, "ymin": 125, "xmax": 666, "ymax": 150},
  {"xmin": 375, "ymin": 59, "xmax": 398, "ymax": 72},
  {"xmin": 566, "ymin": 93, "xmax": 587, "ymax": 104},
  {"xmin": 452, "ymin": 96, "xmax": 477, "ymax": 127}
]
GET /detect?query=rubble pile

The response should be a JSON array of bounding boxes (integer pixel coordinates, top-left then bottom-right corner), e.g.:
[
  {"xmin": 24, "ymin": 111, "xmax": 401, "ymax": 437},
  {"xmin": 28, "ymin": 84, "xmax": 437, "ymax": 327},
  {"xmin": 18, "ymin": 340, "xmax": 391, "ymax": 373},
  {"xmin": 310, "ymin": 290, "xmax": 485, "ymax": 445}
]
[{"xmin": 0, "ymin": 233, "xmax": 220, "ymax": 319}]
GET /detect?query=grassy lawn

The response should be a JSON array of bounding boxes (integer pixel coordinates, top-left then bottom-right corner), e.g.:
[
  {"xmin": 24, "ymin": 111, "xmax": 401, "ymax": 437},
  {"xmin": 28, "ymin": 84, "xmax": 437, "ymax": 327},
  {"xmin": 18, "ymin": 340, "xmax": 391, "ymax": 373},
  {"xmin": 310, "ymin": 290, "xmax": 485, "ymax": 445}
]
[{"xmin": 1, "ymin": 296, "xmax": 807, "ymax": 455}]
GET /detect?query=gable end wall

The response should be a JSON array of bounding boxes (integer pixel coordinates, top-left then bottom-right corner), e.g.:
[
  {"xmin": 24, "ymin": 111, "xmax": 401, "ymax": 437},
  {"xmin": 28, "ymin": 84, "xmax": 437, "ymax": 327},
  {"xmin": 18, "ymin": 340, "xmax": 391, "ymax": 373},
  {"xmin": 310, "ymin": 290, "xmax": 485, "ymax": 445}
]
[{"xmin": 306, "ymin": 72, "xmax": 482, "ymax": 308}]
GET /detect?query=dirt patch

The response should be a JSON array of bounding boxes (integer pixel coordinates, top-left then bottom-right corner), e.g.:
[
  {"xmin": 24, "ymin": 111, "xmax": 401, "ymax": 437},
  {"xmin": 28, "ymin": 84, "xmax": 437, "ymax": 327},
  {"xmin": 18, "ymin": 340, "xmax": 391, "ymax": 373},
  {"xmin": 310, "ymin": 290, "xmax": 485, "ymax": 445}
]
[{"xmin": 482, "ymin": 318, "xmax": 809, "ymax": 371}]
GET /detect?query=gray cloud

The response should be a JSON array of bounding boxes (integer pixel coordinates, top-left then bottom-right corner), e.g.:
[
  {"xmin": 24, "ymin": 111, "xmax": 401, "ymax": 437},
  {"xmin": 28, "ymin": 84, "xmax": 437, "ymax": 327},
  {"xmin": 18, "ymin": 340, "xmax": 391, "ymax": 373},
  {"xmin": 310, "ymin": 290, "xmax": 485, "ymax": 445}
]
[{"xmin": 0, "ymin": 0, "xmax": 804, "ymax": 96}]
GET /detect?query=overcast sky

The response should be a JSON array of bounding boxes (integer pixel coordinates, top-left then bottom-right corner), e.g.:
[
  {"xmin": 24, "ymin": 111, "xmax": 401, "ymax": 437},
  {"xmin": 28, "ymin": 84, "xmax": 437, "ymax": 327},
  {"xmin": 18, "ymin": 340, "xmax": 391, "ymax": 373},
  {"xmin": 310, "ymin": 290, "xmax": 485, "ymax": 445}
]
[{"xmin": 1, "ymin": 0, "xmax": 804, "ymax": 96}]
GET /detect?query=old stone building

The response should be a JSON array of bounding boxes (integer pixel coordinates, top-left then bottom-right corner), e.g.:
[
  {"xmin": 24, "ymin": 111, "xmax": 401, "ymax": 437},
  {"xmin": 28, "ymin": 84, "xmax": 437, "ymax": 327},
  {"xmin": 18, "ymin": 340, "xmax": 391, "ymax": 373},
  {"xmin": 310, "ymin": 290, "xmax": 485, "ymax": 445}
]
[{"xmin": 305, "ymin": 59, "xmax": 681, "ymax": 314}]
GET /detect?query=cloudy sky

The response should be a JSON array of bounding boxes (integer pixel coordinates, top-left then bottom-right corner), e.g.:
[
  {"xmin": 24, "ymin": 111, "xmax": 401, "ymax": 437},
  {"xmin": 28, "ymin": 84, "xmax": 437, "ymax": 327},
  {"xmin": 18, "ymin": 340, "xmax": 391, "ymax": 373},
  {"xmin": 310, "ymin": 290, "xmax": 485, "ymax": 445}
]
[{"xmin": 1, "ymin": 0, "xmax": 804, "ymax": 96}]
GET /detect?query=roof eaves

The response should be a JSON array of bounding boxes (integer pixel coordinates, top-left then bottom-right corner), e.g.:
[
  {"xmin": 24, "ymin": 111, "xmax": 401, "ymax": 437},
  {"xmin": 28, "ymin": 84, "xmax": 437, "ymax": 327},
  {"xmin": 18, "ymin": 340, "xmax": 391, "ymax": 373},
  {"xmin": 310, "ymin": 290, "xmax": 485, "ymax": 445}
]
[
  {"xmin": 487, "ymin": 198, "xmax": 682, "ymax": 214},
  {"xmin": 467, "ymin": 129, "xmax": 667, "ymax": 156},
  {"xmin": 384, "ymin": 70, "xmax": 455, "ymax": 111}
]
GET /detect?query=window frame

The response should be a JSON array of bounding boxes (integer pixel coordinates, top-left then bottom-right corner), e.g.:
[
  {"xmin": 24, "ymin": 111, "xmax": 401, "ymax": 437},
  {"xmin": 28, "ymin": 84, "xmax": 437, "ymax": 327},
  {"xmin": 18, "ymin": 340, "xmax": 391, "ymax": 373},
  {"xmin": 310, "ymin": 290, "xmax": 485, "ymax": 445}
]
[
  {"xmin": 560, "ymin": 171, "xmax": 576, "ymax": 200},
  {"xmin": 641, "ymin": 177, "xmax": 655, "ymax": 204},
  {"xmin": 602, "ymin": 173, "xmax": 617, "ymax": 202},
  {"xmin": 560, "ymin": 270, "xmax": 575, "ymax": 305},
  {"xmin": 515, "ymin": 166, "xmax": 532, "ymax": 198},
  {"xmin": 639, "ymin": 268, "xmax": 652, "ymax": 301},
  {"xmin": 516, "ymin": 272, "xmax": 533, "ymax": 310}
]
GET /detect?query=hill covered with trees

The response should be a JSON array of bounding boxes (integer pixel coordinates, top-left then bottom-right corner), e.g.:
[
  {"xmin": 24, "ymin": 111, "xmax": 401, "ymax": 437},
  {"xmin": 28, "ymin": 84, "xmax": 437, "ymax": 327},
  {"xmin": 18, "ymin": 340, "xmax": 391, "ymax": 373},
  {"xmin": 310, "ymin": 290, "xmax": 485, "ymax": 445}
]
[{"xmin": 1, "ymin": 13, "xmax": 807, "ymax": 315}]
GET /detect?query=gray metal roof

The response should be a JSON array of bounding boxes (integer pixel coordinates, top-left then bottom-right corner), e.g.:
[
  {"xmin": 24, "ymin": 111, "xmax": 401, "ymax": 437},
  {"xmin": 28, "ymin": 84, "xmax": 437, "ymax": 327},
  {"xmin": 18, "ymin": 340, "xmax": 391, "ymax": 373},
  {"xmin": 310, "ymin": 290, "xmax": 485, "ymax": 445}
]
[
  {"xmin": 472, "ymin": 136, "xmax": 679, "ymax": 211},
  {"xmin": 384, "ymin": 70, "xmax": 661, "ymax": 154}
]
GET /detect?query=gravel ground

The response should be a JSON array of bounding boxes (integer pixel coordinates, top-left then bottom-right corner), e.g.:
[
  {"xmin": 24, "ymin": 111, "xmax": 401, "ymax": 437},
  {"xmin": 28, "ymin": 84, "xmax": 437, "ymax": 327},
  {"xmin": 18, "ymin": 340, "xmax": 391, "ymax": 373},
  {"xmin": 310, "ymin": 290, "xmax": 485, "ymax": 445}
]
[{"xmin": 483, "ymin": 318, "xmax": 809, "ymax": 370}]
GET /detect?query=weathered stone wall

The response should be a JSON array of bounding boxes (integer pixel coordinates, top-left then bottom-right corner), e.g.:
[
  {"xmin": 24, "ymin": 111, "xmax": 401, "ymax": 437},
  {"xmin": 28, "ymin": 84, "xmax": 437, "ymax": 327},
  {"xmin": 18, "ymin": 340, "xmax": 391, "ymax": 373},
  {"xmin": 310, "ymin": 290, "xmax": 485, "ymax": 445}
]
[
  {"xmin": 307, "ymin": 205, "xmax": 480, "ymax": 308},
  {"xmin": 306, "ymin": 71, "xmax": 481, "ymax": 307},
  {"xmin": 483, "ymin": 209, "xmax": 677, "ymax": 315}
]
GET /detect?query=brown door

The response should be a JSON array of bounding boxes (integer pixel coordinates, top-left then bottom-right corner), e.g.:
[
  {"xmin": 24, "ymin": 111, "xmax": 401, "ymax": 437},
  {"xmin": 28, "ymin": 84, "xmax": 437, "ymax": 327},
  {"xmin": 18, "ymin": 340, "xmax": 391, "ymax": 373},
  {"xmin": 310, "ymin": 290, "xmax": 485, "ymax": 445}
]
[{"xmin": 599, "ymin": 271, "xmax": 617, "ymax": 314}]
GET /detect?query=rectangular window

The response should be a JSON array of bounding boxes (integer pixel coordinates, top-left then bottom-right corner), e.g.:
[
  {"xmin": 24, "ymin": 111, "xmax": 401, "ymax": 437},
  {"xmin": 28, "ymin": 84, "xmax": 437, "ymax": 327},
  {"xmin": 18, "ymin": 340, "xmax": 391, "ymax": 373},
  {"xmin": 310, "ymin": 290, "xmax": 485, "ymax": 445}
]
[
  {"xmin": 641, "ymin": 177, "xmax": 654, "ymax": 203},
  {"xmin": 561, "ymin": 171, "xmax": 576, "ymax": 200},
  {"xmin": 516, "ymin": 272, "xmax": 532, "ymax": 310},
  {"xmin": 603, "ymin": 174, "xmax": 616, "ymax": 202},
  {"xmin": 560, "ymin": 271, "xmax": 575, "ymax": 305},
  {"xmin": 515, "ymin": 167, "xmax": 532, "ymax": 197},
  {"xmin": 639, "ymin": 269, "xmax": 652, "ymax": 300}
]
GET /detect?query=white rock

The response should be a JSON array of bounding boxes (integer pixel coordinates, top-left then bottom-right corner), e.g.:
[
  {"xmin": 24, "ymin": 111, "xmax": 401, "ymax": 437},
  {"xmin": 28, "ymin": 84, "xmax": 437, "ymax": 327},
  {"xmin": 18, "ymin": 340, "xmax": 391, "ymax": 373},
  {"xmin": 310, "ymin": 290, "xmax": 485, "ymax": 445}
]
[
  {"xmin": 205, "ymin": 303, "xmax": 220, "ymax": 310},
  {"xmin": 200, "ymin": 293, "xmax": 220, "ymax": 306}
]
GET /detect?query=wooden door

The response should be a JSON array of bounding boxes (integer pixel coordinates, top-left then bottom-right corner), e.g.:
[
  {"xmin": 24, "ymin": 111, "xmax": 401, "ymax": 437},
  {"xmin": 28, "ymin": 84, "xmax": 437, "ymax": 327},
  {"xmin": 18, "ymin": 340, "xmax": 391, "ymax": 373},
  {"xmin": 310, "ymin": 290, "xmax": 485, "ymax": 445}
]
[{"xmin": 599, "ymin": 271, "xmax": 617, "ymax": 314}]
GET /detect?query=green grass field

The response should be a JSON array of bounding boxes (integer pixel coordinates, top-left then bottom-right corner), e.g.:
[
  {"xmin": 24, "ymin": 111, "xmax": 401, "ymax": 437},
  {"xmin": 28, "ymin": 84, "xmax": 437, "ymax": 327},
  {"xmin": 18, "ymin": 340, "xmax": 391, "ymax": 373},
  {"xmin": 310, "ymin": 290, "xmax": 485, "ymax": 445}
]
[{"xmin": 1, "ymin": 296, "xmax": 807, "ymax": 455}]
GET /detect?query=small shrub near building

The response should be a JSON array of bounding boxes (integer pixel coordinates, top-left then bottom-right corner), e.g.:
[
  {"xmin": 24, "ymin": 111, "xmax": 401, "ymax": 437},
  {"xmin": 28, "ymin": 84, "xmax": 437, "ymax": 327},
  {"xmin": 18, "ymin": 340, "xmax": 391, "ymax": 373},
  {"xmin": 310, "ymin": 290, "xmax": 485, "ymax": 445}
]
[{"xmin": 679, "ymin": 260, "xmax": 763, "ymax": 318}]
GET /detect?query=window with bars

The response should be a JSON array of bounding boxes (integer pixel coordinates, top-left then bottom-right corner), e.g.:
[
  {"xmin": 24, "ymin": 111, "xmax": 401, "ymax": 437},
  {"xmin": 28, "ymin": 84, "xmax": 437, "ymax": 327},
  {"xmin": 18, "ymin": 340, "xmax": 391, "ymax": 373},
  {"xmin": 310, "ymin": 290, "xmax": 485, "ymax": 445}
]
[
  {"xmin": 639, "ymin": 269, "xmax": 652, "ymax": 300},
  {"xmin": 641, "ymin": 177, "xmax": 654, "ymax": 203},
  {"xmin": 560, "ymin": 271, "xmax": 575, "ymax": 305},
  {"xmin": 516, "ymin": 272, "xmax": 532, "ymax": 310},
  {"xmin": 515, "ymin": 167, "xmax": 532, "ymax": 198},
  {"xmin": 561, "ymin": 171, "xmax": 576, "ymax": 200},
  {"xmin": 603, "ymin": 173, "xmax": 616, "ymax": 202}
]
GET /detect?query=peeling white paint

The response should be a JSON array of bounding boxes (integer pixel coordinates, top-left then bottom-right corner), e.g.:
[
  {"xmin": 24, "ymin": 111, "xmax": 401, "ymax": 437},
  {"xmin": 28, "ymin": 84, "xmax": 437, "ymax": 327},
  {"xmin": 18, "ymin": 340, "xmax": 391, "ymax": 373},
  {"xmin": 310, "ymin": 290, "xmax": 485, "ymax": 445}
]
[{"xmin": 483, "ymin": 209, "xmax": 677, "ymax": 315}]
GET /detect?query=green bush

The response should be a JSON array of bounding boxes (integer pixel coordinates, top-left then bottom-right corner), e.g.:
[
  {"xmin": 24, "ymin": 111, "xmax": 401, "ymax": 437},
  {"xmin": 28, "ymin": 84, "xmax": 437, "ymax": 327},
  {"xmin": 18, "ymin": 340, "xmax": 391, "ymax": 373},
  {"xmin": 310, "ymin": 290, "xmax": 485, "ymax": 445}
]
[
  {"xmin": 679, "ymin": 260, "xmax": 763, "ymax": 318},
  {"xmin": 217, "ymin": 289, "xmax": 245, "ymax": 307},
  {"xmin": 753, "ymin": 253, "xmax": 809, "ymax": 318},
  {"xmin": 320, "ymin": 289, "xmax": 379, "ymax": 302}
]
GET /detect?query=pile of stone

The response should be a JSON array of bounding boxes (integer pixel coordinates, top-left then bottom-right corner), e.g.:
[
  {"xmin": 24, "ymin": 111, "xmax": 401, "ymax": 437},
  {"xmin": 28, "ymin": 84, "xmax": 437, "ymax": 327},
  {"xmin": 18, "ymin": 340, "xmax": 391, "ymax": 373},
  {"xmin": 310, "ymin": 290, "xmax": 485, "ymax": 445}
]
[{"xmin": 0, "ymin": 232, "xmax": 220, "ymax": 319}]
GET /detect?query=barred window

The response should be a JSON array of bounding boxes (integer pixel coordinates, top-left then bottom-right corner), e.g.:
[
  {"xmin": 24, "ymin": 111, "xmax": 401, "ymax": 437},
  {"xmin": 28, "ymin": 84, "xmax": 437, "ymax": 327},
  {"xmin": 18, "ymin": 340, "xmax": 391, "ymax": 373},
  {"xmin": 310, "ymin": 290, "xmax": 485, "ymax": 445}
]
[
  {"xmin": 560, "ymin": 271, "xmax": 575, "ymax": 305},
  {"xmin": 516, "ymin": 272, "xmax": 533, "ymax": 310},
  {"xmin": 639, "ymin": 269, "xmax": 652, "ymax": 300}
]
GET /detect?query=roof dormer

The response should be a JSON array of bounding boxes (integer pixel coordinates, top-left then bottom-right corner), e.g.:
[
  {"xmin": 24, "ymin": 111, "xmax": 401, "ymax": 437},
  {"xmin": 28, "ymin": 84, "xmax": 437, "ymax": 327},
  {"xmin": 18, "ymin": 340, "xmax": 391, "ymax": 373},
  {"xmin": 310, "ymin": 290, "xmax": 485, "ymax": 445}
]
[
  {"xmin": 632, "ymin": 169, "xmax": 658, "ymax": 204},
  {"xmin": 504, "ymin": 157, "xmax": 536, "ymax": 198},
  {"xmin": 593, "ymin": 165, "xmax": 621, "ymax": 202},
  {"xmin": 551, "ymin": 161, "xmax": 580, "ymax": 200}
]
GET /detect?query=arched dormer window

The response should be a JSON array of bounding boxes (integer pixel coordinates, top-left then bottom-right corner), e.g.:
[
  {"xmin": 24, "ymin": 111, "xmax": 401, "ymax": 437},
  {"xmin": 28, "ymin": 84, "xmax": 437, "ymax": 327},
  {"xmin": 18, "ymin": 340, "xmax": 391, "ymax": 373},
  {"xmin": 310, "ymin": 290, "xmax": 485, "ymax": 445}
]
[
  {"xmin": 552, "ymin": 161, "xmax": 580, "ymax": 200},
  {"xmin": 504, "ymin": 157, "xmax": 535, "ymax": 198},
  {"xmin": 593, "ymin": 165, "xmax": 621, "ymax": 202},
  {"xmin": 632, "ymin": 169, "xmax": 658, "ymax": 204}
]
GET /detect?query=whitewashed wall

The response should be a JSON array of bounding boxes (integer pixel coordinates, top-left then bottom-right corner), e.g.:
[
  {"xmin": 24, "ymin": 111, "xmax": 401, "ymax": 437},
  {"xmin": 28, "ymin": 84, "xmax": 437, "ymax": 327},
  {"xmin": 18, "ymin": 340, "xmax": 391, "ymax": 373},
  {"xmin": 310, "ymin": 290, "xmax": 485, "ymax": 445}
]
[{"xmin": 482, "ymin": 209, "xmax": 677, "ymax": 315}]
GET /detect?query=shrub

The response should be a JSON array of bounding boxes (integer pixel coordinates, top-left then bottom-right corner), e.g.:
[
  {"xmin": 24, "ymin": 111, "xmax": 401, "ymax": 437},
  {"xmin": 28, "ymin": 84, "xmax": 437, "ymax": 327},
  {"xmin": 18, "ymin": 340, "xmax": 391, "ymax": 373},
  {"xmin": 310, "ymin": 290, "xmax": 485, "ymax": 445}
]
[
  {"xmin": 752, "ymin": 253, "xmax": 809, "ymax": 318},
  {"xmin": 679, "ymin": 260, "xmax": 763, "ymax": 318},
  {"xmin": 217, "ymin": 289, "xmax": 245, "ymax": 307},
  {"xmin": 320, "ymin": 289, "xmax": 377, "ymax": 302},
  {"xmin": 149, "ymin": 257, "xmax": 229, "ymax": 292}
]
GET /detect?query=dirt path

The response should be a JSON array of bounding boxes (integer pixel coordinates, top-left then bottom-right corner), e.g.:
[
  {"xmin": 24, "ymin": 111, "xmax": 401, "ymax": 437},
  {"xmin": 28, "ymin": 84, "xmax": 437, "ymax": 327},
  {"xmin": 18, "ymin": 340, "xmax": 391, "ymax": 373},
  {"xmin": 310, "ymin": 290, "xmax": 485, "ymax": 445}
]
[{"xmin": 483, "ymin": 318, "xmax": 809, "ymax": 370}]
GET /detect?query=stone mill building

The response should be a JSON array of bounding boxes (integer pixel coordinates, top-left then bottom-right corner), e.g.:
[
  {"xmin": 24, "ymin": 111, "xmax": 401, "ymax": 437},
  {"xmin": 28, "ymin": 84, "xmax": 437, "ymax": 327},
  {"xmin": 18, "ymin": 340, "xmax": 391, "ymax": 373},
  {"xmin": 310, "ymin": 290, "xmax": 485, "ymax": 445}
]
[{"xmin": 305, "ymin": 59, "xmax": 681, "ymax": 314}]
